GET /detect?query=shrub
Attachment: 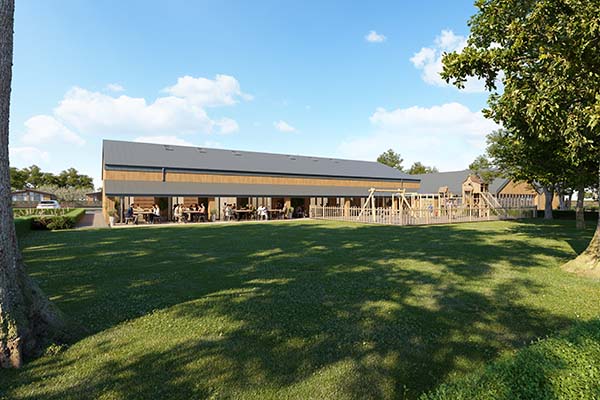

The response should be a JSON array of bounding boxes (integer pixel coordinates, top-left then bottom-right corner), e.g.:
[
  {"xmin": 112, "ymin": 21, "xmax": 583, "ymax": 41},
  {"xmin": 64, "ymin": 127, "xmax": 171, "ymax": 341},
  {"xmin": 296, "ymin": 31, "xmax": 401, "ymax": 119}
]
[
  {"xmin": 421, "ymin": 320, "xmax": 600, "ymax": 400},
  {"xmin": 31, "ymin": 208, "xmax": 86, "ymax": 231},
  {"xmin": 14, "ymin": 216, "xmax": 35, "ymax": 237}
]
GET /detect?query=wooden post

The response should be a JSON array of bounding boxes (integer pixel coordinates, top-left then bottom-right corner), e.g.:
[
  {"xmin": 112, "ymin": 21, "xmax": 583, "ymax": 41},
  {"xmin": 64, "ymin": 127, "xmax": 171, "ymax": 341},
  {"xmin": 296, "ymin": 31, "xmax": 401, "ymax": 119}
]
[
  {"xmin": 208, "ymin": 197, "xmax": 216, "ymax": 221},
  {"xmin": 371, "ymin": 194, "xmax": 376, "ymax": 222},
  {"xmin": 344, "ymin": 198, "xmax": 351, "ymax": 218}
]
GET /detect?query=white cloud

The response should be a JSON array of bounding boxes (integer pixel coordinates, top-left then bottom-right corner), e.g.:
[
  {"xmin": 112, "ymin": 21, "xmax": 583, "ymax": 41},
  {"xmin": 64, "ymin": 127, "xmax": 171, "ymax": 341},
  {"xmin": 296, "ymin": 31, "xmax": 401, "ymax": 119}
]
[
  {"xmin": 54, "ymin": 87, "xmax": 215, "ymax": 136},
  {"xmin": 215, "ymin": 118, "xmax": 239, "ymax": 134},
  {"xmin": 14, "ymin": 75, "xmax": 249, "ymax": 178},
  {"xmin": 163, "ymin": 74, "xmax": 252, "ymax": 107},
  {"xmin": 22, "ymin": 115, "xmax": 85, "ymax": 146},
  {"xmin": 106, "ymin": 83, "xmax": 125, "ymax": 92},
  {"xmin": 273, "ymin": 120, "xmax": 296, "ymax": 133},
  {"xmin": 338, "ymin": 102, "xmax": 499, "ymax": 171},
  {"xmin": 134, "ymin": 135, "xmax": 195, "ymax": 147},
  {"xmin": 10, "ymin": 146, "xmax": 50, "ymax": 165},
  {"xmin": 365, "ymin": 30, "xmax": 386, "ymax": 43},
  {"xmin": 49, "ymin": 74, "xmax": 251, "ymax": 137},
  {"xmin": 411, "ymin": 30, "xmax": 486, "ymax": 92}
]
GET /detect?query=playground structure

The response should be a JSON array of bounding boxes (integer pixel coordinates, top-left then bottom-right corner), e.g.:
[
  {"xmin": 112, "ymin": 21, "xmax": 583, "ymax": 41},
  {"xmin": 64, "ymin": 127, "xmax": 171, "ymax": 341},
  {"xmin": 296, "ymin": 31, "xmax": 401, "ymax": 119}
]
[{"xmin": 310, "ymin": 175, "xmax": 537, "ymax": 226}]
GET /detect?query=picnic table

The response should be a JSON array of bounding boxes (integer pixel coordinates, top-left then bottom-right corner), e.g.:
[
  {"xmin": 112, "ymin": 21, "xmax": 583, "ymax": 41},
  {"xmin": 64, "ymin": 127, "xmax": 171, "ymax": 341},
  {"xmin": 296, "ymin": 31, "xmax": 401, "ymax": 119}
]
[
  {"xmin": 234, "ymin": 209, "xmax": 254, "ymax": 220},
  {"xmin": 183, "ymin": 210, "xmax": 206, "ymax": 222},
  {"xmin": 268, "ymin": 209, "xmax": 285, "ymax": 219},
  {"xmin": 133, "ymin": 210, "xmax": 155, "ymax": 223}
]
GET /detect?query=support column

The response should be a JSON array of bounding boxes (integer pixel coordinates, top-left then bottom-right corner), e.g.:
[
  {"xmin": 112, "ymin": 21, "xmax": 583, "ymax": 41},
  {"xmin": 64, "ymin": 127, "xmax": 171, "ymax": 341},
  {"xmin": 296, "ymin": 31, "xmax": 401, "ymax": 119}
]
[
  {"xmin": 284, "ymin": 197, "xmax": 291, "ymax": 218},
  {"xmin": 207, "ymin": 197, "xmax": 216, "ymax": 221},
  {"xmin": 103, "ymin": 195, "xmax": 116, "ymax": 225},
  {"xmin": 371, "ymin": 195, "xmax": 376, "ymax": 222},
  {"xmin": 344, "ymin": 198, "xmax": 351, "ymax": 217}
]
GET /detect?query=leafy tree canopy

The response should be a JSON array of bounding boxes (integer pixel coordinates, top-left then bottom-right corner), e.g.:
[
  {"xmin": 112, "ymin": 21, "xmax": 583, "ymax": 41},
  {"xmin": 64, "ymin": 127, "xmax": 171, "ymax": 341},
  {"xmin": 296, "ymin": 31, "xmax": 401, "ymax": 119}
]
[
  {"xmin": 441, "ymin": 0, "xmax": 600, "ymax": 166},
  {"xmin": 10, "ymin": 165, "xmax": 93, "ymax": 191},
  {"xmin": 468, "ymin": 154, "xmax": 502, "ymax": 184},
  {"xmin": 407, "ymin": 161, "xmax": 438, "ymax": 175},
  {"xmin": 377, "ymin": 149, "xmax": 404, "ymax": 171}
]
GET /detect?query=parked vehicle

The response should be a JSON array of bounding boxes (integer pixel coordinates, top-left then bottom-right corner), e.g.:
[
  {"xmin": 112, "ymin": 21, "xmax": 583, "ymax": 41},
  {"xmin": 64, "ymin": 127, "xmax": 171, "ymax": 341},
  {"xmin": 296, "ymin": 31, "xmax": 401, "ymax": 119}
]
[{"xmin": 36, "ymin": 200, "xmax": 61, "ymax": 209}]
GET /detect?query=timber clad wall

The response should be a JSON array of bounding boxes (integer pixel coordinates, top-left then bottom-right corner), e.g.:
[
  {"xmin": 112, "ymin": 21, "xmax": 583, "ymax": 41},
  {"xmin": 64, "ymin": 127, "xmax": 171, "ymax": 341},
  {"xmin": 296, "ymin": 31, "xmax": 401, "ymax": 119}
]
[
  {"xmin": 498, "ymin": 181, "xmax": 559, "ymax": 210},
  {"xmin": 498, "ymin": 181, "xmax": 538, "ymax": 195},
  {"xmin": 103, "ymin": 169, "xmax": 418, "ymax": 190}
]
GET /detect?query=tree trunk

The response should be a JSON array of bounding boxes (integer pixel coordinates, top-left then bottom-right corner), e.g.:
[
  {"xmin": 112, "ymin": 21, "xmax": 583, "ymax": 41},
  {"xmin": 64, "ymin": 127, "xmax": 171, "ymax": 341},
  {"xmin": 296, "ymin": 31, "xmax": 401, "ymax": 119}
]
[
  {"xmin": 575, "ymin": 184, "xmax": 585, "ymax": 230},
  {"xmin": 558, "ymin": 187, "xmax": 566, "ymax": 210},
  {"xmin": 564, "ymin": 166, "xmax": 600, "ymax": 277},
  {"xmin": 543, "ymin": 186, "xmax": 554, "ymax": 219},
  {"xmin": 0, "ymin": 0, "xmax": 64, "ymax": 368}
]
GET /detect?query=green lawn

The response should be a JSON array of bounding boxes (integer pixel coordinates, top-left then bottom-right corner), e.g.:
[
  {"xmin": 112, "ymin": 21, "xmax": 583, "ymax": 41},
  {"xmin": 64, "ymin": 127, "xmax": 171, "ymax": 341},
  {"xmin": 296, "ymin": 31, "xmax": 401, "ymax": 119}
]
[{"xmin": 1, "ymin": 219, "xmax": 599, "ymax": 399}]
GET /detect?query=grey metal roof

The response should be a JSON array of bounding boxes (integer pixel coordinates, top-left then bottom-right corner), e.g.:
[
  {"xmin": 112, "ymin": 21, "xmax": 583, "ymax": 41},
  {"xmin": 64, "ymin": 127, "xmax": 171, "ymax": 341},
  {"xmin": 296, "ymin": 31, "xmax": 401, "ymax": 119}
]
[
  {"xmin": 104, "ymin": 180, "xmax": 393, "ymax": 198},
  {"xmin": 103, "ymin": 140, "xmax": 418, "ymax": 182},
  {"xmin": 412, "ymin": 170, "xmax": 510, "ymax": 195}
]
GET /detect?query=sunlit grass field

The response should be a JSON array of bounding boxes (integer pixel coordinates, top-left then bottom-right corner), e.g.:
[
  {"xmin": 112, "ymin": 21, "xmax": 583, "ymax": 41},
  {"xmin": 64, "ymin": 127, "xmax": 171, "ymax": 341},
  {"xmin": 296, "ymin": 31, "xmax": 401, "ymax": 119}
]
[{"xmin": 1, "ymin": 219, "xmax": 599, "ymax": 399}]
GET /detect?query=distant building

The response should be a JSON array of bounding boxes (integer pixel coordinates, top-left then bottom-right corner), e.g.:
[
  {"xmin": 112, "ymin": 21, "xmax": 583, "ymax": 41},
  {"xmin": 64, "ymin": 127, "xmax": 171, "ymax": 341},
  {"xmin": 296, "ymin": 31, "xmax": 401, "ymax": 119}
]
[
  {"xmin": 86, "ymin": 191, "xmax": 102, "ymax": 202},
  {"xmin": 413, "ymin": 169, "xmax": 559, "ymax": 210},
  {"xmin": 11, "ymin": 189, "xmax": 56, "ymax": 203}
]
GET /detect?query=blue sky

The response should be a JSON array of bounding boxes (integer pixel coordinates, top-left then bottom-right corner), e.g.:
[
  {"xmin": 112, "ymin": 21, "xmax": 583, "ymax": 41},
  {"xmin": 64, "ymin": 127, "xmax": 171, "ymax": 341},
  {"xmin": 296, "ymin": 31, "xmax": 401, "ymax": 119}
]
[{"xmin": 9, "ymin": 0, "xmax": 498, "ymax": 187}]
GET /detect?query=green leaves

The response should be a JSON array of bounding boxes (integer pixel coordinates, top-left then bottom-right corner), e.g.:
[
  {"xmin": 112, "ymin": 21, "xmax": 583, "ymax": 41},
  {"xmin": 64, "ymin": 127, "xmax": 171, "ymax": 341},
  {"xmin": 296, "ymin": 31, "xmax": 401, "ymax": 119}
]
[{"xmin": 443, "ymin": 0, "xmax": 600, "ymax": 190}]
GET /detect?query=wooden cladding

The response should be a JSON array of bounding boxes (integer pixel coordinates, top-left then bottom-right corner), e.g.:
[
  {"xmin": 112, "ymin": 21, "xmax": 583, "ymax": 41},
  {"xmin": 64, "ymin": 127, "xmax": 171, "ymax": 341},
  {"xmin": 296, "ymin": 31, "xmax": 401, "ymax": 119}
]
[
  {"xmin": 498, "ymin": 181, "xmax": 538, "ymax": 196},
  {"xmin": 103, "ymin": 169, "xmax": 420, "ymax": 190}
]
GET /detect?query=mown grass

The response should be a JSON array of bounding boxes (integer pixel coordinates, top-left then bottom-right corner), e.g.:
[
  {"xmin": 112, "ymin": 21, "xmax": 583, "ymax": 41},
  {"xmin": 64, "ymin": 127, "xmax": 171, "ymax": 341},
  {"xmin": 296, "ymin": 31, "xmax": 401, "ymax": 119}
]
[
  {"xmin": 1, "ymin": 219, "xmax": 599, "ymax": 399},
  {"xmin": 422, "ymin": 319, "xmax": 600, "ymax": 399}
]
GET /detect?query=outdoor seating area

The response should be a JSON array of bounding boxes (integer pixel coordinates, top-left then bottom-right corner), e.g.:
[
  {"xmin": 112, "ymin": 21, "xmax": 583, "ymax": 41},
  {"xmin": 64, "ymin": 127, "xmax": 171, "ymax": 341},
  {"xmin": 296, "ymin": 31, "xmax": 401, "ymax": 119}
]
[
  {"xmin": 116, "ymin": 199, "xmax": 308, "ymax": 226},
  {"xmin": 222, "ymin": 203, "xmax": 306, "ymax": 221}
]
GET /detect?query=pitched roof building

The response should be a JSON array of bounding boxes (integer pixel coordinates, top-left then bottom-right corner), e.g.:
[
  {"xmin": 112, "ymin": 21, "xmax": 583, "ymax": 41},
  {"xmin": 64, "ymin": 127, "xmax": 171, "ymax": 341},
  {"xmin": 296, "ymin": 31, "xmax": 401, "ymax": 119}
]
[
  {"xmin": 413, "ymin": 169, "xmax": 558, "ymax": 210},
  {"xmin": 102, "ymin": 140, "xmax": 420, "ymax": 221}
]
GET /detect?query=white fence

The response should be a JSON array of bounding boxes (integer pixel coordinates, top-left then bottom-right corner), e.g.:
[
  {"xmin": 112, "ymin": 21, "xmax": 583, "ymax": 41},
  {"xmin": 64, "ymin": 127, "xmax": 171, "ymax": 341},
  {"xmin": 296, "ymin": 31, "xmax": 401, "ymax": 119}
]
[{"xmin": 309, "ymin": 205, "xmax": 537, "ymax": 226}]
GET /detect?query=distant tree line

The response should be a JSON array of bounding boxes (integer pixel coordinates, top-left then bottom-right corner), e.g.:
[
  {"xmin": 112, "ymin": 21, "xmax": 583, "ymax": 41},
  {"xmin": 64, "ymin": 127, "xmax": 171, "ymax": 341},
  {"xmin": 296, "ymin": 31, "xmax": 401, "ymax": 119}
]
[
  {"xmin": 10, "ymin": 165, "xmax": 94, "ymax": 191},
  {"xmin": 376, "ymin": 149, "xmax": 439, "ymax": 175}
]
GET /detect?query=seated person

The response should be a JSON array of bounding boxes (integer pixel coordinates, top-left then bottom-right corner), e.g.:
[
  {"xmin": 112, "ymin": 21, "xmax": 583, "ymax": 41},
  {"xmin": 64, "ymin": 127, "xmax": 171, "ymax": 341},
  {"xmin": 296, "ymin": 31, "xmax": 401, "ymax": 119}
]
[
  {"xmin": 257, "ymin": 205, "xmax": 268, "ymax": 220},
  {"xmin": 198, "ymin": 203, "xmax": 206, "ymax": 221},
  {"xmin": 150, "ymin": 204, "xmax": 160, "ymax": 223},
  {"xmin": 125, "ymin": 204, "xmax": 138, "ymax": 224},
  {"xmin": 174, "ymin": 204, "xmax": 184, "ymax": 223}
]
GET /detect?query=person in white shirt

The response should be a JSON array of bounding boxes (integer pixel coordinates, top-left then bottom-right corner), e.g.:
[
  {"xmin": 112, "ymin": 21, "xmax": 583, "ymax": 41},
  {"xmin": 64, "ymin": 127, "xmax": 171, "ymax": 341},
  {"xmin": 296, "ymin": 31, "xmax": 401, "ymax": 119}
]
[
  {"xmin": 258, "ymin": 205, "xmax": 268, "ymax": 220},
  {"xmin": 173, "ymin": 204, "xmax": 183, "ymax": 223},
  {"xmin": 224, "ymin": 204, "xmax": 232, "ymax": 221},
  {"xmin": 151, "ymin": 204, "xmax": 160, "ymax": 223}
]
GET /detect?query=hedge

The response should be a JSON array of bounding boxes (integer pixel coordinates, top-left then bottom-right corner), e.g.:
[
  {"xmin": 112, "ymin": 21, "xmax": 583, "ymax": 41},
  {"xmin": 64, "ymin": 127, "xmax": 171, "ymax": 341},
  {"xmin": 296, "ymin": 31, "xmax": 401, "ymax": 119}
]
[
  {"xmin": 536, "ymin": 210, "xmax": 598, "ymax": 221},
  {"xmin": 421, "ymin": 319, "xmax": 600, "ymax": 400},
  {"xmin": 13, "ymin": 208, "xmax": 73, "ymax": 217},
  {"xmin": 31, "ymin": 208, "xmax": 86, "ymax": 230},
  {"xmin": 14, "ymin": 208, "xmax": 86, "ymax": 232},
  {"xmin": 14, "ymin": 216, "xmax": 35, "ymax": 237}
]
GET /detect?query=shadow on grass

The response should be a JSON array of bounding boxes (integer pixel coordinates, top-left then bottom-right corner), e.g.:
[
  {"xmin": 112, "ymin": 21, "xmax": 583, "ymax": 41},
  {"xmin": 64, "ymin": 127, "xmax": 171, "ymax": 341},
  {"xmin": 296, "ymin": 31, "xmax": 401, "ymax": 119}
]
[{"xmin": 3, "ymin": 219, "xmax": 598, "ymax": 399}]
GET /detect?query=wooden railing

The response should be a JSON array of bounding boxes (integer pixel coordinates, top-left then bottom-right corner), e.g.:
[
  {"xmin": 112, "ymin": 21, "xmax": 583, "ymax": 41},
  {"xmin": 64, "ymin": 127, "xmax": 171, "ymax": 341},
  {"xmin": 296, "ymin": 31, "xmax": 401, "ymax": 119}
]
[{"xmin": 309, "ymin": 205, "xmax": 537, "ymax": 226}]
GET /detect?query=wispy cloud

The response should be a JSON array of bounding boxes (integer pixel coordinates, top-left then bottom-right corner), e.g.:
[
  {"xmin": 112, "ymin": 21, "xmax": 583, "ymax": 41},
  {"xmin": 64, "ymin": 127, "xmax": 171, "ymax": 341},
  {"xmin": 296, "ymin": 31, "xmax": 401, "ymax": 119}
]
[
  {"xmin": 273, "ymin": 120, "xmax": 297, "ymax": 133},
  {"xmin": 365, "ymin": 30, "xmax": 386, "ymax": 43},
  {"xmin": 106, "ymin": 83, "xmax": 125, "ymax": 92}
]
